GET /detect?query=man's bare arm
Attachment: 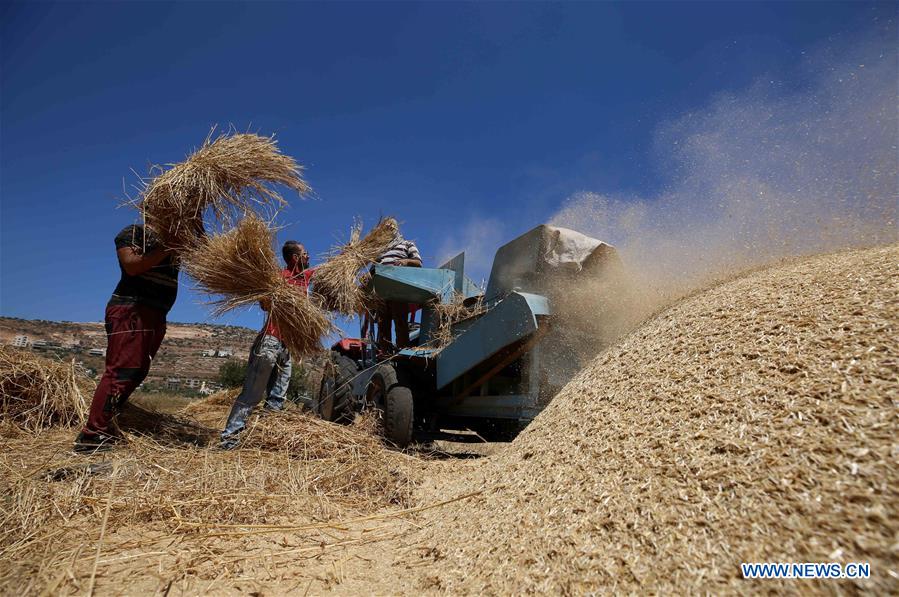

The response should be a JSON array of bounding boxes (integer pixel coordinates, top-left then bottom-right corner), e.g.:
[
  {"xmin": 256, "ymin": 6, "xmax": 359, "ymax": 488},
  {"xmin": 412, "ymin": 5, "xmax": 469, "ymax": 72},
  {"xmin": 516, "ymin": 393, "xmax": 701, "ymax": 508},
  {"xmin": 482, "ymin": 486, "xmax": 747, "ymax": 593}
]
[
  {"xmin": 117, "ymin": 246, "xmax": 172, "ymax": 276},
  {"xmin": 397, "ymin": 258, "xmax": 422, "ymax": 267}
]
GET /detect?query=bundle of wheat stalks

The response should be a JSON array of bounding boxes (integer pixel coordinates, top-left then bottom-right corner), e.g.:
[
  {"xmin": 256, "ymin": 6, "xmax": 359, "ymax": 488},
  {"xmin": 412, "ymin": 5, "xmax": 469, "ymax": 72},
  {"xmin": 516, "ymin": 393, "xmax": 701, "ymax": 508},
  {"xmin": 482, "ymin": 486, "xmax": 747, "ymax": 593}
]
[
  {"xmin": 314, "ymin": 218, "xmax": 399, "ymax": 315},
  {"xmin": 184, "ymin": 215, "xmax": 332, "ymax": 356},
  {"xmin": 358, "ymin": 285, "xmax": 386, "ymax": 322},
  {"xmin": 139, "ymin": 130, "xmax": 310, "ymax": 250},
  {"xmin": 136, "ymin": 129, "xmax": 331, "ymax": 355},
  {"xmin": 430, "ymin": 292, "xmax": 486, "ymax": 349},
  {"xmin": 0, "ymin": 347, "xmax": 93, "ymax": 432}
]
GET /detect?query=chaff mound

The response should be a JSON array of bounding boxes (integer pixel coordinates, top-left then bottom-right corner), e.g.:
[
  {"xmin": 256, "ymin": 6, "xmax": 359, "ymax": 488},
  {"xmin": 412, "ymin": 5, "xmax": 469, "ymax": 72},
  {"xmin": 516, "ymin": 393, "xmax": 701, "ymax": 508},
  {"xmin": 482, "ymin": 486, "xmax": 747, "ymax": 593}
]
[
  {"xmin": 139, "ymin": 131, "xmax": 310, "ymax": 250},
  {"xmin": 414, "ymin": 244, "xmax": 899, "ymax": 594},
  {"xmin": 183, "ymin": 214, "xmax": 332, "ymax": 356},
  {"xmin": 0, "ymin": 347, "xmax": 94, "ymax": 432},
  {"xmin": 314, "ymin": 218, "xmax": 399, "ymax": 315}
]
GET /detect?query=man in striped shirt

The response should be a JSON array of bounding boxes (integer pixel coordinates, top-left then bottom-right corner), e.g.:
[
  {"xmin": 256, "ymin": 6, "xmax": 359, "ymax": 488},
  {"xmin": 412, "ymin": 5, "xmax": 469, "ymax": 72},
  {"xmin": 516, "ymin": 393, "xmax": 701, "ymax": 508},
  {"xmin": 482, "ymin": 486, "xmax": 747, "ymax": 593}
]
[{"xmin": 376, "ymin": 219, "xmax": 422, "ymax": 350}]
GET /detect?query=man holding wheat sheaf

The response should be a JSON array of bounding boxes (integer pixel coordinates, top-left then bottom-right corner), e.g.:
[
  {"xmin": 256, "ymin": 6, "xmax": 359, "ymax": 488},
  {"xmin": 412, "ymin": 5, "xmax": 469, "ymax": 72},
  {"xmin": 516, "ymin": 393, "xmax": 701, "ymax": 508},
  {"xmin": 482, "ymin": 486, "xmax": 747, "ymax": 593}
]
[
  {"xmin": 73, "ymin": 224, "xmax": 178, "ymax": 454},
  {"xmin": 219, "ymin": 240, "xmax": 315, "ymax": 450},
  {"xmin": 70, "ymin": 131, "xmax": 321, "ymax": 454}
]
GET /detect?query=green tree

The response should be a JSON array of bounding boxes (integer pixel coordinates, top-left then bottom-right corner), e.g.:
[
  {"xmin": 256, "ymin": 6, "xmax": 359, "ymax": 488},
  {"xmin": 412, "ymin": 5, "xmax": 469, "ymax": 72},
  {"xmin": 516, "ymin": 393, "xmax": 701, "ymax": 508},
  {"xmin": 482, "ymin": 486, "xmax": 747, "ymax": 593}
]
[
  {"xmin": 287, "ymin": 363, "xmax": 312, "ymax": 403},
  {"xmin": 220, "ymin": 358, "xmax": 316, "ymax": 403},
  {"xmin": 219, "ymin": 359, "xmax": 247, "ymax": 388}
]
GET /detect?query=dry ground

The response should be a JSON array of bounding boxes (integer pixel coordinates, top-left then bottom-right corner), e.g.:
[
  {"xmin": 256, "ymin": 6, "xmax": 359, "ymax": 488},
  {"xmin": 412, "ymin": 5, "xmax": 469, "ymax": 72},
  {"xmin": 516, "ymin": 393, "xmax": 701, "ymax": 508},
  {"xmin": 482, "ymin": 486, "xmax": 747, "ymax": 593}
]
[
  {"xmin": 1, "ymin": 244, "xmax": 896, "ymax": 595},
  {"xmin": 0, "ymin": 398, "xmax": 488, "ymax": 596}
]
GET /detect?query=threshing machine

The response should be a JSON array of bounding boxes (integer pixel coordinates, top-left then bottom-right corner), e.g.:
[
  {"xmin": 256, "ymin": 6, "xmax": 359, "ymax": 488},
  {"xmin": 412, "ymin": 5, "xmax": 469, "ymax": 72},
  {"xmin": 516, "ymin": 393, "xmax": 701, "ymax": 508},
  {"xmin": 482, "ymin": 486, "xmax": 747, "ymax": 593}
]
[{"xmin": 313, "ymin": 224, "xmax": 619, "ymax": 446}]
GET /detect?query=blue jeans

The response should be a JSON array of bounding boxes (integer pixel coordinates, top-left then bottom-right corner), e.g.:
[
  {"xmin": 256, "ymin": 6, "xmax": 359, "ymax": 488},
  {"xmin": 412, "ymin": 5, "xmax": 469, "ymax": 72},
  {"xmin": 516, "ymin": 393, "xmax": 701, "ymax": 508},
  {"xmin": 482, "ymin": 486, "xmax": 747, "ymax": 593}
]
[{"xmin": 220, "ymin": 335, "xmax": 291, "ymax": 448}]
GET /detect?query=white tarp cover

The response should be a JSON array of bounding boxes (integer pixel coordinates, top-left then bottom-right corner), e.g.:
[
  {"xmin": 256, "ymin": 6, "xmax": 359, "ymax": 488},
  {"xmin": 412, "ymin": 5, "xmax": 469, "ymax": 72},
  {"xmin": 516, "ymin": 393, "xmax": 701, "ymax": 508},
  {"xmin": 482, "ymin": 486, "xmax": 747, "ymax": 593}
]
[{"xmin": 542, "ymin": 225, "xmax": 607, "ymax": 271}]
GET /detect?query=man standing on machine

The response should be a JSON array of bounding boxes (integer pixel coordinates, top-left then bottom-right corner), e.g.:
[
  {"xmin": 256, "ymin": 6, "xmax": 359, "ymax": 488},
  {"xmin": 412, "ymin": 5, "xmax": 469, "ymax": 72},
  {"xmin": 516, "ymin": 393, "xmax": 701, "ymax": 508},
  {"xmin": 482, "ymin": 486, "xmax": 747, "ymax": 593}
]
[{"xmin": 375, "ymin": 218, "xmax": 421, "ymax": 350}]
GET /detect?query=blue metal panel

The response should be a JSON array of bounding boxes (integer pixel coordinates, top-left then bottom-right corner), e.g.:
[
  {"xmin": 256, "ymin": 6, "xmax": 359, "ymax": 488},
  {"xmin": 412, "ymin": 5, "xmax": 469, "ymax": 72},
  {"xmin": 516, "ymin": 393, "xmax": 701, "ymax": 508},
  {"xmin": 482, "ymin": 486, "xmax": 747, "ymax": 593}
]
[
  {"xmin": 438, "ymin": 252, "xmax": 466, "ymax": 293},
  {"xmin": 485, "ymin": 225, "xmax": 549, "ymax": 301},
  {"xmin": 371, "ymin": 265, "xmax": 455, "ymax": 304},
  {"xmin": 435, "ymin": 291, "xmax": 549, "ymax": 389},
  {"xmin": 461, "ymin": 276, "xmax": 482, "ymax": 299},
  {"xmin": 419, "ymin": 307, "xmax": 438, "ymax": 346},
  {"xmin": 436, "ymin": 252, "xmax": 482, "ymax": 299},
  {"xmin": 398, "ymin": 347, "xmax": 438, "ymax": 358}
]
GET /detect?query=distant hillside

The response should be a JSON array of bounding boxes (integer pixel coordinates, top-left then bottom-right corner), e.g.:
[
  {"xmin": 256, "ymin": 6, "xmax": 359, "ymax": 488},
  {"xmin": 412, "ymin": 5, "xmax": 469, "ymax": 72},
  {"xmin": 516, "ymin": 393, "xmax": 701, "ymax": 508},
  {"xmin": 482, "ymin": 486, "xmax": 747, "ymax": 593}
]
[{"xmin": 0, "ymin": 316, "xmax": 258, "ymax": 391}]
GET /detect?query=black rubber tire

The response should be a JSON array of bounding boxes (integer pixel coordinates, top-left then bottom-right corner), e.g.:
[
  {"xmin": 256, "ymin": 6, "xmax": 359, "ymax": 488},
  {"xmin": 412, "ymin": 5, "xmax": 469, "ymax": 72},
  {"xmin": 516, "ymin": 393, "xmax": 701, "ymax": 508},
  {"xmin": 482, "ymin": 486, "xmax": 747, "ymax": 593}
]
[
  {"xmin": 367, "ymin": 364, "xmax": 398, "ymax": 407},
  {"xmin": 384, "ymin": 385, "xmax": 414, "ymax": 448},
  {"xmin": 367, "ymin": 364, "xmax": 414, "ymax": 448},
  {"xmin": 313, "ymin": 354, "xmax": 356, "ymax": 423}
]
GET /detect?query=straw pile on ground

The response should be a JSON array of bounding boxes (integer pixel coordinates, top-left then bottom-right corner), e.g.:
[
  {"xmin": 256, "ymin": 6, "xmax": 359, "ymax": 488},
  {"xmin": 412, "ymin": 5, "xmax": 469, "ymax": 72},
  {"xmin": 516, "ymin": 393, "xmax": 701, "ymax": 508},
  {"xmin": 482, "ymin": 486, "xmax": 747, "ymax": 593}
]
[
  {"xmin": 1, "ymin": 398, "xmax": 415, "ymax": 595},
  {"xmin": 0, "ymin": 347, "xmax": 94, "ymax": 432},
  {"xmin": 116, "ymin": 403, "xmax": 217, "ymax": 446},
  {"xmin": 182, "ymin": 387, "xmax": 240, "ymax": 412},
  {"xmin": 409, "ymin": 244, "xmax": 898, "ymax": 594},
  {"xmin": 139, "ymin": 131, "xmax": 310, "ymax": 250},
  {"xmin": 239, "ymin": 411, "xmax": 410, "ymax": 505},
  {"xmin": 183, "ymin": 215, "xmax": 332, "ymax": 356},
  {"xmin": 314, "ymin": 218, "xmax": 399, "ymax": 315}
]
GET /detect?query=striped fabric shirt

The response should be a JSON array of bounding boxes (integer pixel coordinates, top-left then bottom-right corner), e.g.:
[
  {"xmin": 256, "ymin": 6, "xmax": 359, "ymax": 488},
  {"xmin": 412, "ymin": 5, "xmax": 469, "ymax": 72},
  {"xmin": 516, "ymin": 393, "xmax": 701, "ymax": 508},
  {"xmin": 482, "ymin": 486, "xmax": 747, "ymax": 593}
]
[{"xmin": 377, "ymin": 237, "xmax": 421, "ymax": 265}]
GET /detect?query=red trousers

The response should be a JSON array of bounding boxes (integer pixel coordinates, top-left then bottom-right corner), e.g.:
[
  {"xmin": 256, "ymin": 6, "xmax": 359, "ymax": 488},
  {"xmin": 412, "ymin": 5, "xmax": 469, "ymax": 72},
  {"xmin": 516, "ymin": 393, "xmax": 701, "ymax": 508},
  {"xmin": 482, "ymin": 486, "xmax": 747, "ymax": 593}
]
[{"xmin": 84, "ymin": 303, "xmax": 166, "ymax": 436}]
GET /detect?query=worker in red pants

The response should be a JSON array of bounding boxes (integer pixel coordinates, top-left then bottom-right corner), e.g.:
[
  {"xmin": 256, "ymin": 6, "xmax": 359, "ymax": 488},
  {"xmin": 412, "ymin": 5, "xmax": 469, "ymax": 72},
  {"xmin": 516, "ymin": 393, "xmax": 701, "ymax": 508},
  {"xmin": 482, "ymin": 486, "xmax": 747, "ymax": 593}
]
[{"xmin": 74, "ymin": 224, "xmax": 178, "ymax": 454}]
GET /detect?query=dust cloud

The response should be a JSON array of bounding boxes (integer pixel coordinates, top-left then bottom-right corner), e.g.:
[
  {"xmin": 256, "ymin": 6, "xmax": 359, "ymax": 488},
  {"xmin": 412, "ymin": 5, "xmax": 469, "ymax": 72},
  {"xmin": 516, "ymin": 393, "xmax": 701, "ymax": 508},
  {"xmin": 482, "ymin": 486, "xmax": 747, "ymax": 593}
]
[{"xmin": 547, "ymin": 29, "xmax": 897, "ymax": 367}]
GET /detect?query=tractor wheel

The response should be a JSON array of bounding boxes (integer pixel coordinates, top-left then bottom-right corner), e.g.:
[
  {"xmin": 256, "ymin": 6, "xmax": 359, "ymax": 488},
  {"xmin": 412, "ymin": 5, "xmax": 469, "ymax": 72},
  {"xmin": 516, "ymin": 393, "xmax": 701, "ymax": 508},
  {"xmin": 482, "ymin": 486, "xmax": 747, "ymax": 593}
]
[
  {"xmin": 313, "ymin": 354, "xmax": 356, "ymax": 423},
  {"xmin": 367, "ymin": 365, "xmax": 414, "ymax": 448},
  {"xmin": 384, "ymin": 386, "xmax": 414, "ymax": 448}
]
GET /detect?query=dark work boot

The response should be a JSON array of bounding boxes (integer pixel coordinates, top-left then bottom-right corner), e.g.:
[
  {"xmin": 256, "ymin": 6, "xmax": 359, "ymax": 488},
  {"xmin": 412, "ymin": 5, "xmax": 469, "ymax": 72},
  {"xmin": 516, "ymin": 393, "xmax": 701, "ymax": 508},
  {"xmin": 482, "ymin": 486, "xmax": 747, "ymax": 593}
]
[{"xmin": 73, "ymin": 430, "xmax": 119, "ymax": 454}]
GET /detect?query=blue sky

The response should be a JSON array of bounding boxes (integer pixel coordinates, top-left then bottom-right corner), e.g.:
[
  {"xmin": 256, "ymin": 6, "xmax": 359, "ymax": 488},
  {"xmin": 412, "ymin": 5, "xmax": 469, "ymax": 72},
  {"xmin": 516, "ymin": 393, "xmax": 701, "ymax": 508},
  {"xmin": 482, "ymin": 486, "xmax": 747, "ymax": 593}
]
[{"xmin": 1, "ymin": 1, "xmax": 893, "ymax": 334}]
